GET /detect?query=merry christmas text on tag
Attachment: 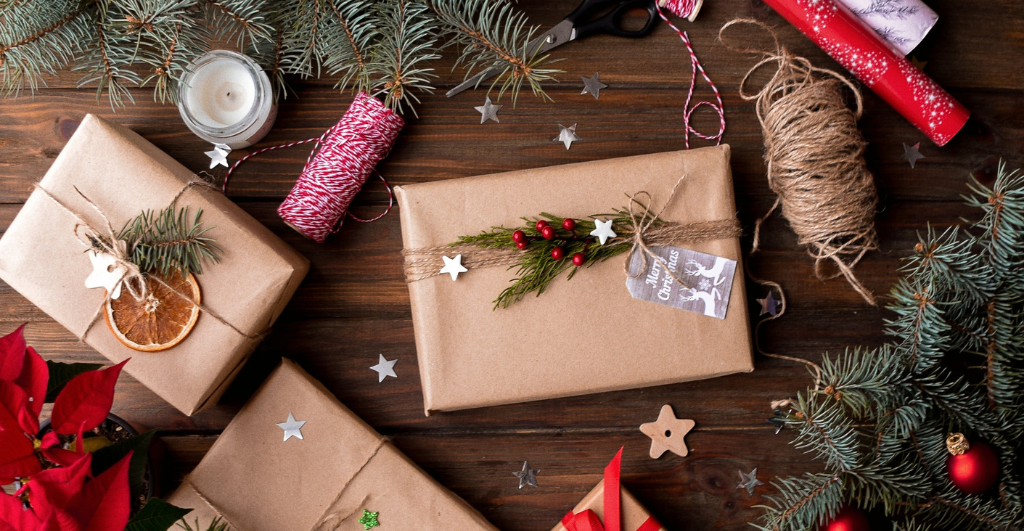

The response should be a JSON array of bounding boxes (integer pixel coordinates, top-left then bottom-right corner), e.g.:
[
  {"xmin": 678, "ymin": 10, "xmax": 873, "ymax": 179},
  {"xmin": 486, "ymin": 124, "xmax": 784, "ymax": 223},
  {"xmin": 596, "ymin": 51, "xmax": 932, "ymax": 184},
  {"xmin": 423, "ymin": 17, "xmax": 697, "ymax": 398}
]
[{"xmin": 625, "ymin": 245, "xmax": 737, "ymax": 319}]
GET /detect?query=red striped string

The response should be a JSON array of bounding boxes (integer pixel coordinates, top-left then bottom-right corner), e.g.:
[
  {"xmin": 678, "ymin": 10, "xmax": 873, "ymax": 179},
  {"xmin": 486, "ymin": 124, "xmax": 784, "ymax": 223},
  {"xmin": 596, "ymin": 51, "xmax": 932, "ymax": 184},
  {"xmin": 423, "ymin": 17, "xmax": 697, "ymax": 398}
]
[
  {"xmin": 654, "ymin": 1, "xmax": 726, "ymax": 149},
  {"xmin": 222, "ymin": 92, "xmax": 404, "ymax": 243}
]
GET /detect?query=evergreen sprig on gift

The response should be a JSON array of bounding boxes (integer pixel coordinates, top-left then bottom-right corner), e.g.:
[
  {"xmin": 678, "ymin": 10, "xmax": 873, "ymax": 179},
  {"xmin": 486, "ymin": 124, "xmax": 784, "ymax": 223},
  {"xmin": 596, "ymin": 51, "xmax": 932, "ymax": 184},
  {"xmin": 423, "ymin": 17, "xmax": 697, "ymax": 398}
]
[
  {"xmin": 108, "ymin": 204, "xmax": 222, "ymax": 279},
  {"xmin": 760, "ymin": 163, "xmax": 1024, "ymax": 531},
  {"xmin": 0, "ymin": 0, "xmax": 560, "ymax": 112}
]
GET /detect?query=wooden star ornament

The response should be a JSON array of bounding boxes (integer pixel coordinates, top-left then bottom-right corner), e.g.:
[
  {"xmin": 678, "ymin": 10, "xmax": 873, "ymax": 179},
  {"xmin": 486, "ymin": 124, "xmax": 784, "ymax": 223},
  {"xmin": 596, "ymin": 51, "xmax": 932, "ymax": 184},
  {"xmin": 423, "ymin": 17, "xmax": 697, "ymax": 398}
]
[{"xmin": 639, "ymin": 404, "xmax": 695, "ymax": 459}]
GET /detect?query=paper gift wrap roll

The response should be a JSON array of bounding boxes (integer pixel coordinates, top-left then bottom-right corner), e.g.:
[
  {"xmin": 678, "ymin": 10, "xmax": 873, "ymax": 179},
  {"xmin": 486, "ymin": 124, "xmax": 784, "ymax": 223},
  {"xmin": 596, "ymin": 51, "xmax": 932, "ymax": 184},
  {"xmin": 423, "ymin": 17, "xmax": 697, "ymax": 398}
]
[
  {"xmin": 764, "ymin": 0, "xmax": 968, "ymax": 146},
  {"xmin": 835, "ymin": 0, "xmax": 938, "ymax": 56}
]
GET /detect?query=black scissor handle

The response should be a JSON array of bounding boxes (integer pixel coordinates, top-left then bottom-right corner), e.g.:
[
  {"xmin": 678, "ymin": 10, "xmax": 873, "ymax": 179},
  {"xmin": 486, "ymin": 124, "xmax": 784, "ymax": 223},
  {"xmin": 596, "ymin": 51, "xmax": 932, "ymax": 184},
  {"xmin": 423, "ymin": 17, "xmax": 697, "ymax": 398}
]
[{"xmin": 568, "ymin": 0, "xmax": 658, "ymax": 40}]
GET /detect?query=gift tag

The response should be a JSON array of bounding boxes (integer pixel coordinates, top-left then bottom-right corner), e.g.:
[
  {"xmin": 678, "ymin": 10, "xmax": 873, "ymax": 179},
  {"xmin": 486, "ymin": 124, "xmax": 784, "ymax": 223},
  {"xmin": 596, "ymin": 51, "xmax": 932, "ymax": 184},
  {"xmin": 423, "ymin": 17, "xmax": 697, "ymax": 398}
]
[{"xmin": 625, "ymin": 246, "xmax": 736, "ymax": 319}]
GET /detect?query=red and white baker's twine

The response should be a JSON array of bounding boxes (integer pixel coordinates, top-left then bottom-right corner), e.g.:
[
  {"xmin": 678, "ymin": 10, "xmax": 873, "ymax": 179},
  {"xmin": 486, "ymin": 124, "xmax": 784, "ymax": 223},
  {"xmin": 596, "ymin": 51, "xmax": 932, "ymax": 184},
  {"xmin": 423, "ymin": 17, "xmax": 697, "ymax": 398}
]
[
  {"xmin": 655, "ymin": 0, "xmax": 726, "ymax": 149},
  {"xmin": 223, "ymin": 92, "xmax": 403, "ymax": 243}
]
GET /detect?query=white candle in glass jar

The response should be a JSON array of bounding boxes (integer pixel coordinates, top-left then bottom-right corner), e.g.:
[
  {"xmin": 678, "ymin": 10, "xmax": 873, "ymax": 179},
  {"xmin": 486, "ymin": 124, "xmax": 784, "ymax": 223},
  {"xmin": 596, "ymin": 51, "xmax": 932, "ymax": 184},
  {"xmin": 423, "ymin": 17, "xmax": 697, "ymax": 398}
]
[{"xmin": 178, "ymin": 50, "xmax": 277, "ymax": 149}]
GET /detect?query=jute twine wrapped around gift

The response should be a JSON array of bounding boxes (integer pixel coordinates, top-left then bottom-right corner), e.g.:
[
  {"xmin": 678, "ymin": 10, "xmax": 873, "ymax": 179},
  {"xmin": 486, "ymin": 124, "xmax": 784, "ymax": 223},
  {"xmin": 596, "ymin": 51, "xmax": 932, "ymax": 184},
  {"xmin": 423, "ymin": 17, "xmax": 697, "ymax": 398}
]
[
  {"xmin": 32, "ymin": 179, "xmax": 261, "ymax": 343},
  {"xmin": 719, "ymin": 19, "xmax": 880, "ymax": 305}
]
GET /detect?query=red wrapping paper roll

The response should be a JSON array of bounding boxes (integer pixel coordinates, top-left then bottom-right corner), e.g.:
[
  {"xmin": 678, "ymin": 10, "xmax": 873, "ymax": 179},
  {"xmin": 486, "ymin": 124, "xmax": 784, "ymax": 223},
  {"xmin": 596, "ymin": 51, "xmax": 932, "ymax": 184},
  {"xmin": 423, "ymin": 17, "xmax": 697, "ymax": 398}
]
[{"xmin": 763, "ymin": 0, "xmax": 969, "ymax": 146}]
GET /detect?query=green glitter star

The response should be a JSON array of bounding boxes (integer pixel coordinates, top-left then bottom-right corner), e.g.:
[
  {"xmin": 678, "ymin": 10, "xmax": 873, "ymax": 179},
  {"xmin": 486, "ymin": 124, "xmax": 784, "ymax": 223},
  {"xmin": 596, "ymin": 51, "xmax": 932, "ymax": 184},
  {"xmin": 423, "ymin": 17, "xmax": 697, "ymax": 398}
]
[{"xmin": 358, "ymin": 509, "xmax": 380, "ymax": 530}]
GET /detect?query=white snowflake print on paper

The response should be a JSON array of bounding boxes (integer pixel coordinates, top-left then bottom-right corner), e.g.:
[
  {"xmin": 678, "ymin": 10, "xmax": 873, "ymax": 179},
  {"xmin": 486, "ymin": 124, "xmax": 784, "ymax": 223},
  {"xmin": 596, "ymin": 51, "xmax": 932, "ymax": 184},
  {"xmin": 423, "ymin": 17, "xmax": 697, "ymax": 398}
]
[
  {"xmin": 897, "ymin": 59, "xmax": 956, "ymax": 145},
  {"xmin": 819, "ymin": 37, "xmax": 890, "ymax": 87},
  {"xmin": 796, "ymin": 0, "xmax": 838, "ymax": 33}
]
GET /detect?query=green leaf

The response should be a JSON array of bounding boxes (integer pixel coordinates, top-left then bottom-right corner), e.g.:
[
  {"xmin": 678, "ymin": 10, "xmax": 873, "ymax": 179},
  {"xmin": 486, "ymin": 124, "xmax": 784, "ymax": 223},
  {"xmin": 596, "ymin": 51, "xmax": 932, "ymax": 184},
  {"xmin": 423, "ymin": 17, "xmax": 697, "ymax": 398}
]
[
  {"xmin": 92, "ymin": 429, "xmax": 157, "ymax": 501},
  {"xmin": 44, "ymin": 361, "xmax": 103, "ymax": 403},
  {"xmin": 125, "ymin": 498, "xmax": 192, "ymax": 531}
]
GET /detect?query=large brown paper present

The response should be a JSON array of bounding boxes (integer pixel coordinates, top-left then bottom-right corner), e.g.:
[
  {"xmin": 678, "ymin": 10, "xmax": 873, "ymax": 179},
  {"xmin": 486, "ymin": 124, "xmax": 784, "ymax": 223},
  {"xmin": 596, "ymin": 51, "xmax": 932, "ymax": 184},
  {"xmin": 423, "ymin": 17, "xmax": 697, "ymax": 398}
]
[
  {"xmin": 552, "ymin": 449, "xmax": 665, "ymax": 531},
  {"xmin": 167, "ymin": 358, "xmax": 500, "ymax": 531},
  {"xmin": 395, "ymin": 146, "xmax": 753, "ymax": 415},
  {"xmin": 0, "ymin": 114, "xmax": 308, "ymax": 415}
]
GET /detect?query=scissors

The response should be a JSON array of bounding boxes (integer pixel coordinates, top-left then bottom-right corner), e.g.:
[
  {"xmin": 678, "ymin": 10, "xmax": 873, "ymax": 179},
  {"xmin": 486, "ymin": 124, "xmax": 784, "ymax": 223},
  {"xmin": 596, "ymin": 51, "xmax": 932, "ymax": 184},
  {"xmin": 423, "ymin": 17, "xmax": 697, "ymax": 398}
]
[{"xmin": 446, "ymin": 0, "xmax": 659, "ymax": 98}]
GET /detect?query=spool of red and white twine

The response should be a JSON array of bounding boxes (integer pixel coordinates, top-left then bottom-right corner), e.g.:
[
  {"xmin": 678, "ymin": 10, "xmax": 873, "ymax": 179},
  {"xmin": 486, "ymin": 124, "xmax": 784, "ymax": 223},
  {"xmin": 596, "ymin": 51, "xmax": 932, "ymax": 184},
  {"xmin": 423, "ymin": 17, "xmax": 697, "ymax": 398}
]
[
  {"xmin": 223, "ymin": 91, "xmax": 404, "ymax": 243},
  {"xmin": 655, "ymin": 0, "xmax": 726, "ymax": 148}
]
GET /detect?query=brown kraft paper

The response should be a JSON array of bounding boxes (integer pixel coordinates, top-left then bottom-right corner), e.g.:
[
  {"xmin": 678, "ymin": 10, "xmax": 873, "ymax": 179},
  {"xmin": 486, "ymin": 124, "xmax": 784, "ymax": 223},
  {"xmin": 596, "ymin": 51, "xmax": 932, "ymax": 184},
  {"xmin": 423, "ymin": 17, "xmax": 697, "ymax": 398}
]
[
  {"xmin": 167, "ymin": 359, "xmax": 500, "ymax": 531},
  {"xmin": 551, "ymin": 480, "xmax": 665, "ymax": 531},
  {"xmin": 395, "ymin": 146, "xmax": 753, "ymax": 415},
  {"xmin": 0, "ymin": 114, "xmax": 309, "ymax": 415}
]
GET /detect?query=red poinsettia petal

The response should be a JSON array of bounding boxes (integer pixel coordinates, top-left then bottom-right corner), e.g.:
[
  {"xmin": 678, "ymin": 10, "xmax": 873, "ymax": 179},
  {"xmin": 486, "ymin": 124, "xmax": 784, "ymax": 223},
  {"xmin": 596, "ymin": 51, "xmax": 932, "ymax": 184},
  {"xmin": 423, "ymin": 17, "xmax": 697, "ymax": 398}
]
[
  {"xmin": 66, "ymin": 452, "xmax": 131, "ymax": 531},
  {"xmin": 24, "ymin": 453, "xmax": 92, "ymax": 524},
  {"xmin": 0, "ymin": 389, "xmax": 41, "ymax": 485},
  {"xmin": 14, "ymin": 348, "xmax": 47, "ymax": 420},
  {"xmin": 0, "ymin": 490, "xmax": 44, "ymax": 531},
  {"xmin": 40, "ymin": 425, "xmax": 85, "ymax": 469},
  {"xmin": 0, "ymin": 325, "xmax": 27, "ymax": 383},
  {"xmin": 51, "ymin": 361, "xmax": 127, "ymax": 436},
  {"xmin": 0, "ymin": 380, "xmax": 38, "ymax": 436}
]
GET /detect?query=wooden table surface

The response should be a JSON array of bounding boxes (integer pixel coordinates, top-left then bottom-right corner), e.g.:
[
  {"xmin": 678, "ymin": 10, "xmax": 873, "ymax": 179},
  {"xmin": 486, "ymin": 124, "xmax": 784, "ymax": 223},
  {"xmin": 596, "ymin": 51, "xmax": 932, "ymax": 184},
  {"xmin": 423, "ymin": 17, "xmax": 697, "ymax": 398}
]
[{"xmin": 1, "ymin": 1, "xmax": 1022, "ymax": 529}]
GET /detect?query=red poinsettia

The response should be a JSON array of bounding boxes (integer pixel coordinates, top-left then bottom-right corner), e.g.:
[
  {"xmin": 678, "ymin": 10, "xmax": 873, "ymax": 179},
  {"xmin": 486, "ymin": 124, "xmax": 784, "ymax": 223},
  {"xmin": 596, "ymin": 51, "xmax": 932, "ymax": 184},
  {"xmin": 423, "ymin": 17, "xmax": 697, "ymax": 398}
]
[{"xmin": 0, "ymin": 325, "xmax": 132, "ymax": 531}]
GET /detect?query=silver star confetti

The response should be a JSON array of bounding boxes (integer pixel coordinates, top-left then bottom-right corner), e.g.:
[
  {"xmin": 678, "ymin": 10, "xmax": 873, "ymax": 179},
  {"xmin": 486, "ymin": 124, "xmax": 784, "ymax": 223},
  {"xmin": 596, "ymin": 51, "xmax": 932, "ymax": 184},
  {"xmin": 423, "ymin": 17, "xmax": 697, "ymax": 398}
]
[
  {"xmin": 757, "ymin": 292, "xmax": 779, "ymax": 316},
  {"xmin": 277, "ymin": 412, "xmax": 306, "ymax": 442},
  {"xmin": 370, "ymin": 354, "xmax": 398, "ymax": 382},
  {"xmin": 440, "ymin": 254, "xmax": 468, "ymax": 281},
  {"xmin": 580, "ymin": 72, "xmax": 607, "ymax": 100},
  {"xmin": 554, "ymin": 123, "xmax": 581, "ymax": 150},
  {"xmin": 474, "ymin": 97, "xmax": 502, "ymax": 124},
  {"xmin": 590, "ymin": 219, "xmax": 617, "ymax": 245},
  {"xmin": 205, "ymin": 143, "xmax": 231, "ymax": 169},
  {"xmin": 737, "ymin": 468, "xmax": 764, "ymax": 495},
  {"xmin": 513, "ymin": 461, "xmax": 539, "ymax": 488},
  {"xmin": 901, "ymin": 142, "xmax": 925, "ymax": 169}
]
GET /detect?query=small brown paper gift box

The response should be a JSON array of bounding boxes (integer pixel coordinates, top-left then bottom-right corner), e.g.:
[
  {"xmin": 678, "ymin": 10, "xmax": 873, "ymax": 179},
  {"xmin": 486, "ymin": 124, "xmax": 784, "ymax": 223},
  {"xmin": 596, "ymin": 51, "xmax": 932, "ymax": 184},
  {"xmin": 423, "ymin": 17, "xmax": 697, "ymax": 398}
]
[
  {"xmin": 0, "ymin": 114, "xmax": 308, "ymax": 415},
  {"xmin": 551, "ymin": 449, "xmax": 665, "ymax": 531},
  {"xmin": 167, "ymin": 358, "xmax": 500, "ymax": 531},
  {"xmin": 395, "ymin": 146, "xmax": 753, "ymax": 415}
]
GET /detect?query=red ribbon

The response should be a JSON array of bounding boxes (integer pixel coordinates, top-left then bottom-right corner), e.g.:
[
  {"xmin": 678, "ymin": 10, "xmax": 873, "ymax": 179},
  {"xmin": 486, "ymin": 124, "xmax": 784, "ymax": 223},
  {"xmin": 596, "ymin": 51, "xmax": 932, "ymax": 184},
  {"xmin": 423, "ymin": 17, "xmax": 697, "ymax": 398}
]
[{"xmin": 560, "ymin": 448, "xmax": 663, "ymax": 531}]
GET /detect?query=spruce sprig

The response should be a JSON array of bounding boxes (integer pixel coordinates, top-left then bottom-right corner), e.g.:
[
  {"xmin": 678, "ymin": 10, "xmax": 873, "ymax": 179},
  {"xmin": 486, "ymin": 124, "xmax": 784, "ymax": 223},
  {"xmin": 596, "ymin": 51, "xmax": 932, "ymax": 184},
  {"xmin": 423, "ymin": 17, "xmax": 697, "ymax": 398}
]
[
  {"xmin": 177, "ymin": 516, "xmax": 230, "ymax": 531},
  {"xmin": 114, "ymin": 205, "xmax": 222, "ymax": 279},
  {"xmin": 762, "ymin": 163, "xmax": 1024, "ymax": 531},
  {"xmin": 456, "ymin": 208, "xmax": 661, "ymax": 309}
]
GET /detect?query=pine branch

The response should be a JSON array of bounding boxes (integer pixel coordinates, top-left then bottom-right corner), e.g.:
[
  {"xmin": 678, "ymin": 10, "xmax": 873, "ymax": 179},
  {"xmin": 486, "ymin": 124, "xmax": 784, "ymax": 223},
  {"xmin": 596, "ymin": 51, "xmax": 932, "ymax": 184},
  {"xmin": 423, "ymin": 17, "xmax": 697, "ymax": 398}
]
[
  {"xmin": 0, "ymin": 1, "xmax": 91, "ymax": 97},
  {"xmin": 429, "ymin": 0, "xmax": 560, "ymax": 104},
  {"xmin": 113, "ymin": 205, "xmax": 222, "ymax": 279},
  {"xmin": 321, "ymin": 0, "xmax": 374, "ymax": 95},
  {"xmin": 368, "ymin": 0, "xmax": 438, "ymax": 115},
  {"xmin": 177, "ymin": 516, "xmax": 230, "ymax": 531}
]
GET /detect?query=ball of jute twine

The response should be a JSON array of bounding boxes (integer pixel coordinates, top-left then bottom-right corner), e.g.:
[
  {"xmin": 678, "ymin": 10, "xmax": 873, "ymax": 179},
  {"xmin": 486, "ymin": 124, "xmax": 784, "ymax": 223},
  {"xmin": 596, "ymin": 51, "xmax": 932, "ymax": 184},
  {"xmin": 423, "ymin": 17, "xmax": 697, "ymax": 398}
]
[{"xmin": 720, "ymin": 19, "xmax": 879, "ymax": 305}]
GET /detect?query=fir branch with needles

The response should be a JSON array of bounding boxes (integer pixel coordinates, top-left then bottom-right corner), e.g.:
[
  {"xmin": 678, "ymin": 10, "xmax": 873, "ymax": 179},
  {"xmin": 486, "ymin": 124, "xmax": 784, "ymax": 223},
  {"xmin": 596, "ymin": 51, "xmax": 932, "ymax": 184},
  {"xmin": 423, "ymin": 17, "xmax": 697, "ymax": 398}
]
[
  {"xmin": 108, "ymin": 205, "xmax": 223, "ymax": 280},
  {"xmin": 761, "ymin": 163, "xmax": 1024, "ymax": 531},
  {"xmin": 177, "ymin": 516, "xmax": 231, "ymax": 531}
]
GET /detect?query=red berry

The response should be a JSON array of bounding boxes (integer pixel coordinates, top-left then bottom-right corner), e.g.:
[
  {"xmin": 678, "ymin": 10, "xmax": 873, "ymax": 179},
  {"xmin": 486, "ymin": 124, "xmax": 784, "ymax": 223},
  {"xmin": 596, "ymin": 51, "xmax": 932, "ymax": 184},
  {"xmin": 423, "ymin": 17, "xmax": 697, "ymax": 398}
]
[
  {"xmin": 535, "ymin": 220, "xmax": 548, "ymax": 232},
  {"xmin": 551, "ymin": 247, "xmax": 565, "ymax": 260},
  {"xmin": 516, "ymin": 241, "xmax": 528, "ymax": 250},
  {"xmin": 541, "ymin": 226, "xmax": 556, "ymax": 240},
  {"xmin": 512, "ymin": 230, "xmax": 526, "ymax": 243},
  {"xmin": 562, "ymin": 218, "xmax": 576, "ymax": 231},
  {"xmin": 572, "ymin": 253, "xmax": 586, "ymax": 266}
]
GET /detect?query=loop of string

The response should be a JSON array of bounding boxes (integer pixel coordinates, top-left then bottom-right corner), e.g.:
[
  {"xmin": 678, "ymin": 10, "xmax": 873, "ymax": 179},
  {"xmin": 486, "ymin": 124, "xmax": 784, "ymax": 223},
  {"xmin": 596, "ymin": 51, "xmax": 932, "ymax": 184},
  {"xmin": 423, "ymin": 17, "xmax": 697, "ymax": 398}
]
[
  {"xmin": 719, "ymin": 19, "xmax": 880, "ymax": 306},
  {"xmin": 654, "ymin": 2, "xmax": 725, "ymax": 149}
]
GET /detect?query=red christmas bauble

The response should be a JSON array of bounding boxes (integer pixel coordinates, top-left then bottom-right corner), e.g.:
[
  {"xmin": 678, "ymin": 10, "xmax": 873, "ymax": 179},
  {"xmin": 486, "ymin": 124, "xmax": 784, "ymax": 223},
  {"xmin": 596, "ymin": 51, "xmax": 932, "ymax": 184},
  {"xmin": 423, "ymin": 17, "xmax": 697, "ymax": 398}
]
[
  {"xmin": 819, "ymin": 506, "xmax": 869, "ymax": 531},
  {"xmin": 572, "ymin": 253, "xmax": 586, "ymax": 266},
  {"xmin": 516, "ymin": 241, "xmax": 528, "ymax": 250},
  {"xmin": 541, "ymin": 226, "xmax": 556, "ymax": 240},
  {"xmin": 948, "ymin": 440, "xmax": 999, "ymax": 494},
  {"xmin": 535, "ymin": 220, "xmax": 548, "ymax": 231},
  {"xmin": 562, "ymin": 218, "xmax": 576, "ymax": 231},
  {"xmin": 551, "ymin": 247, "xmax": 565, "ymax": 260},
  {"xmin": 512, "ymin": 230, "xmax": 526, "ymax": 243}
]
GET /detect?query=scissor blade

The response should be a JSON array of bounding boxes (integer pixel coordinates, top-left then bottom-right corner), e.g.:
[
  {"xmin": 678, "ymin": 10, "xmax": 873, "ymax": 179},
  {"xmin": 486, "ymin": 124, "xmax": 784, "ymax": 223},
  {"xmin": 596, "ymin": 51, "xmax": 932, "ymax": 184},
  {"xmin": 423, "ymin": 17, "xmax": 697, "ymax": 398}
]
[{"xmin": 445, "ymin": 21, "xmax": 574, "ymax": 98}]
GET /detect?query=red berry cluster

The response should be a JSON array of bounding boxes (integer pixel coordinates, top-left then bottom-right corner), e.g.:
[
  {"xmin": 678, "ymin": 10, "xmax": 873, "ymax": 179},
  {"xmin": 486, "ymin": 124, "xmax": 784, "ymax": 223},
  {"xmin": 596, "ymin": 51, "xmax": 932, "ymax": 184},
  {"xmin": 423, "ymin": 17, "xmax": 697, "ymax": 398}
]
[{"xmin": 512, "ymin": 219, "xmax": 589, "ymax": 267}]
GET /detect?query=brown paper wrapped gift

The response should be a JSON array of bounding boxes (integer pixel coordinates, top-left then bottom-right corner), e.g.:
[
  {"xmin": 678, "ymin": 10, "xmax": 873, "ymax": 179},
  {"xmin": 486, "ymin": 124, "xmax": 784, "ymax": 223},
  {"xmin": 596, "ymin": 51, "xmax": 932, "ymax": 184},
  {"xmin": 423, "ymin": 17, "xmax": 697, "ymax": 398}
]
[
  {"xmin": 0, "ymin": 114, "xmax": 308, "ymax": 415},
  {"xmin": 167, "ymin": 358, "xmax": 500, "ymax": 531},
  {"xmin": 395, "ymin": 146, "xmax": 753, "ymax": 415},
  {"xmin": 552, "ymin": 449, "xmax": 665, "ymax": 531}
]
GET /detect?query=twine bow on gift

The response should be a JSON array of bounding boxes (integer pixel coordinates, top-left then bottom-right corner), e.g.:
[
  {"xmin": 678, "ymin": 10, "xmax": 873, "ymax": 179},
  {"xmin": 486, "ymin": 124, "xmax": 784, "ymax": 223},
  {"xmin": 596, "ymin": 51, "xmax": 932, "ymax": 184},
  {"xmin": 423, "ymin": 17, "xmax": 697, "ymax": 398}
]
[{"xmin": 560, "ymin": 448, "xmax": 663, "ymax": 531}]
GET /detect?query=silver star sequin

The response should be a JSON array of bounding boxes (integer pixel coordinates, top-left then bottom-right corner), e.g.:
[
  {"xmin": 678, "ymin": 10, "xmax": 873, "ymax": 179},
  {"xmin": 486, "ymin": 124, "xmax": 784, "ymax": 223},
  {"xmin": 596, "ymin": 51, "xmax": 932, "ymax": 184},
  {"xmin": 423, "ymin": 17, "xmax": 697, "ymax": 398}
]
[
  {"xmin": 474, "ymin": 97, "xmax": 502, "ymax": 124},
  {"xmin": 737, "ymin": 468, "xmax": 764, "ymax": 495},
  {"xmin": 580, "ymin": 72, "xmax": 608, "ymax": 100},
  {"xmin": 901, "ymin": 142, "xmax": 925, "ymax": 169},
  {"xmin": 277, "ymin": 412, "xmax": 306, "ymax": 442},
  {"xmin": 205, "ymin": 143, "xmax": 231, "ymax": 169},
  {"xmin": 370, "ymin": 354, "xmax": 398, "ymax": 382},
  {"xmin": 513, "ymin": 461, "xmax": 539, "ymax": 488},
  {"xmin": 553, "ymin": 123, "xmax": 581, "ymax": 150}
]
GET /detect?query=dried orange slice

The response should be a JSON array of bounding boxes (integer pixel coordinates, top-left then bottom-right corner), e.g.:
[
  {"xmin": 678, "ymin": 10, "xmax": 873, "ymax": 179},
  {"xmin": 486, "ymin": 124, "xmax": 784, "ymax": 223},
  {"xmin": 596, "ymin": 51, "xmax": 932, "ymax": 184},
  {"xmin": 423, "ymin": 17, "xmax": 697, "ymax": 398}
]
[{"xmin": 104, "ymin": 271, "xmax": 201, "ymax": 352}]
